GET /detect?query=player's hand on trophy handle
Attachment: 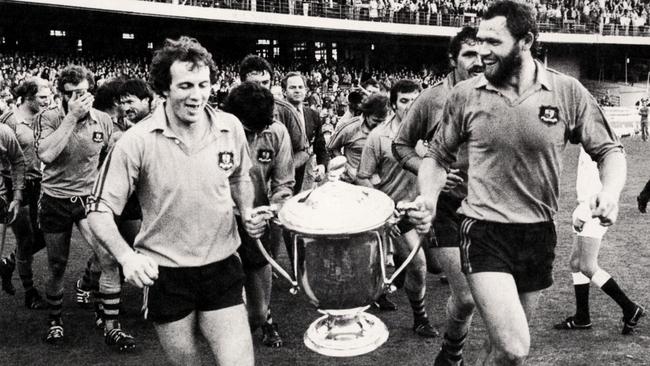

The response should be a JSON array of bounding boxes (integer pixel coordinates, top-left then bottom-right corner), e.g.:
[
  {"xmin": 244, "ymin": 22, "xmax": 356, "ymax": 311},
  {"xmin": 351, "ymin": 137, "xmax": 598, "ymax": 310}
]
[
  {"xmin": 442, "ymin": 169, "xmax": 464, "ymax": 192},
  {"xmin": 590, "ymin": 191, "xmax": 619, "ymax": 226},
  {"xmin": 405, "ymin": 196, "xmax": 434, "ymax": 235},
  {"xmin": 121, "ymin": 251, "xmax": 158, "ymax": 288},
  {"xmin": 244, "ymin": 208, "xmax": 270, "ymax": 239}
]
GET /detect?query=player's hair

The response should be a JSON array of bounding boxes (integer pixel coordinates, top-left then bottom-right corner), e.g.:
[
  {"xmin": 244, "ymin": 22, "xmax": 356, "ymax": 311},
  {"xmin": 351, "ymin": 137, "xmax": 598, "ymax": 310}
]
[
  {"xmin": 361, "ymin": 78, "xmax": 379, "ymax": 90},
  {"xmin": 483, "ymin": 0, "xmax": 538, "ymax": 55},
  {"xmin": 224, "ymin": 81, "xmax": 275, "ymax": 132},
  {"xmin": 149, "ymin": 36, "xmax": 217, "ymax": 95},
  {"xmin": 360, "ymin": 93, "xmax": 390, "ymax": 118},
  {"xmin": 119, "ymin": 78, "xmax": 154, "ymax": 101},
  {"xmin": 448, "ymin": 26, "xmax": 479, "ymax": 61},
  {"xmin": 14, "ymin": 78, "xmax": 49, "ymax": 100},
  {"xmin": 390, "ymin": 79, "xmax": 421, "ymax": 107},
  {"xmin": 57, "ymin": 65, "xmax": 95, "ymax": 94},
  {"xmin": 93, "ymin": 79, "xmax": 125, "ymax": 112},
  {"xmin": 239, "ymin": 54, "xmax": 273, "ymax": 82},
  {"xmin": 280, "ymin": 71, "xmax": 308, "ymax": 91}
]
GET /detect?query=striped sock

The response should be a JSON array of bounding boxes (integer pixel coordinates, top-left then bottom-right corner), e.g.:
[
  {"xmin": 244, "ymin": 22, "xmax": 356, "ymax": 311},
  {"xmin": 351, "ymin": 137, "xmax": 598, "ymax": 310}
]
[
  {"xmin": 406, "ymin": 289, "xmax": 427, "ymax": 321},
  {"xmin": 441, "ymin": 332, "xmax": 466, "ymax": 363},
  {"xmin": 47, "ymin": 293, "xmax": 63, "ymax": 321},
  {"xmin": 101, "ymin": 292, "xmax": 121, "ymax": 331}
]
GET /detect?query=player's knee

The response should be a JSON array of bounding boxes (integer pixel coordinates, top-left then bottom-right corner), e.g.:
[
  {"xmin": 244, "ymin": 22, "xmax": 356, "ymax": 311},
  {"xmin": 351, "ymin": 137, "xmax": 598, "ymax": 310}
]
[
  {"xmin": 579, "ymin": 262, "xmax": 599, "ymax": 278},
  {"xmin": 493, "ymin": 341, "xmax": 529, "ymax": 365},
  {"xmin": 454, "ymin": 293, "xmax": 475, "ymax": 317}
]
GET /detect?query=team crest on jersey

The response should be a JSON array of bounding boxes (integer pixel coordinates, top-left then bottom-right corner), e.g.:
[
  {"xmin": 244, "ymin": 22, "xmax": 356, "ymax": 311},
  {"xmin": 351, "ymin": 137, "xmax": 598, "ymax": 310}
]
[
  {"xmin": 539, "ymin": 106, "xmax": 560, "ymax": 124},
  {"xmin": 92, "ymin": 131, "xmax": 104, "ymax": 143},
  {"xmin": 218, "ymin": 152, "xmax": 234, "ymax": 170},
  {"xmin": 257, "ymin": 149, "xmax": 273, "ymax": 164}
]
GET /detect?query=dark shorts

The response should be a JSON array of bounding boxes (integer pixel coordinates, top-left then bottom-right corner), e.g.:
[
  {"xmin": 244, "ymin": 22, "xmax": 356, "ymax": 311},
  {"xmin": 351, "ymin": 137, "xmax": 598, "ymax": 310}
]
[
  {"xmin": 146, "ymin": 254, "xmax": 245, "ymax": 324},
  {"xmin": 38, "ymin": 193, "xmax": 88, "ymax": 233},
  {"xmin": 117, "ymin": 194, "xmax": 142, "ymax": 221},
  {"xmin": 459, "ymin": 217, "xmax": 556, "ymax": 292},
  {"xmin": 428, "ymin": 194, "xmax": 463, "ymax": 248},
  {"xmin": 236, "ymin": 215, "xmax": 271, "ymax": 271}
]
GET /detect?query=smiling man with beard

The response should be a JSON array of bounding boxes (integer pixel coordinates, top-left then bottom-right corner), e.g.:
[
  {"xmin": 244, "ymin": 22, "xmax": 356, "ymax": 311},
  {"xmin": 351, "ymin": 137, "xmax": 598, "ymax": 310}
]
[{"xmin": 409, "ymin": 1, "xmax": 626, "ymax": 365}]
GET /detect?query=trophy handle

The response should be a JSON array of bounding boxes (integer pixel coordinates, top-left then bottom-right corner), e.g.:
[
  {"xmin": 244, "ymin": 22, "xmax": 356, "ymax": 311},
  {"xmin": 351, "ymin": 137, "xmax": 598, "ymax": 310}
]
[
  {"xmin": 254, "ymin": 238, "xmax": 300, "ymax": 295},
  {"xmin": 374, "ymin": 230, "xmax": 423, "ymax": 292}
]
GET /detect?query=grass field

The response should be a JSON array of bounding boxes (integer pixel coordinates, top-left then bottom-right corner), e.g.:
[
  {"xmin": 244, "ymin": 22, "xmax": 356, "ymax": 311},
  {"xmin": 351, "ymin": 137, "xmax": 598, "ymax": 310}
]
[{"xmin": 0, "ymin": 139, "xmax": 649, "ymax": 366}]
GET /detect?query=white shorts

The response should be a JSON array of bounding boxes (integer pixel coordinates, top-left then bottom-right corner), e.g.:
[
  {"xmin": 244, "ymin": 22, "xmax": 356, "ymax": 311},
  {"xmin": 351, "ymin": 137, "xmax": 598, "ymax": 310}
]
[{"xmin": 572, "ymin": 202, "xmax": 608, "ymax": 239}]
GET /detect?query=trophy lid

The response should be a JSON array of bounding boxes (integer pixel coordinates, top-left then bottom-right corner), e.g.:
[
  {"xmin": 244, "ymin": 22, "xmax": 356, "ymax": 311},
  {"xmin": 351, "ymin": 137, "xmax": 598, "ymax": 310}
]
[{"xmin": 278, "ymin": 181, "xmax": 395, "ymax": 236}]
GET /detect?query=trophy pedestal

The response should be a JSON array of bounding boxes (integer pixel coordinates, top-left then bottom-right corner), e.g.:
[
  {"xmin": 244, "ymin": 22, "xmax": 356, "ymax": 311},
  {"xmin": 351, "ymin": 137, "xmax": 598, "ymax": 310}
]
[{"xmin": 303, "ymin": 307, "xmax": 389, "ymax": 357}]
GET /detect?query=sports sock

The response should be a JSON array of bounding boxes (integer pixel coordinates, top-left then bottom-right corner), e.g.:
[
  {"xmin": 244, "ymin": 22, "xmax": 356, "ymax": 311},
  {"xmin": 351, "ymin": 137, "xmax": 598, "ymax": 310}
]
[
  {"xmin": 47, "ymin": 293, "xmax": 63, "ymax": 321},
  {"xmin": 80, "ymin": 257, "xmax": 100, "ymax": 291},
  {"xmin": 406, "ymin": 289, "xmax": 427, "ymax": 321},
  {"xmin": 17, "ymin": 257, "xmax": 34, "ymax": 292},
  {"xmin": 441, "ymin": 332, "xmax": 466, "ymax": 363},
  {"xmin": 101, "ymin": 292, "xmax": 121, "ymax": 331},
  {"xmin": 572, "ymin": 272, "xmax": 591, "ymax": 322},
  {"xmin": 593, "ymin": 269, "xmax": 637, "ymax": 316}
]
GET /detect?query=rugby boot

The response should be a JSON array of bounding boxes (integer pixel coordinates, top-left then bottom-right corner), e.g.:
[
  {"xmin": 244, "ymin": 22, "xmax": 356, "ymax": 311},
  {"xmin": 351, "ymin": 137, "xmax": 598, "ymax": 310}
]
[
  {"xmin": 622, "ymin": 304, "xmax": 645, "ymax": 335},
  {"xmin": 105, "ymin": 326, "xmax": 136, "ymax": 352},
  {"xmin": 44, "ymin": 318, "xmax": 64, "ymax": 344},
  {"xmin": 553, "ymin": 316, "xmax": 592, "ymax": 330},
  {"xmin": 261, "ymin": 322, "xmax": 283, "ymax": 348},
  {"xmin": 373, "ymin": 294, "xmax": 397, "ymax": 311},
  {"xmin": 75, "ymin": 279, "xmax": 94, "ymax": 308},
  {"xmin": 413, "ymin": 316, "xmax": 439, "ymax": 338}
]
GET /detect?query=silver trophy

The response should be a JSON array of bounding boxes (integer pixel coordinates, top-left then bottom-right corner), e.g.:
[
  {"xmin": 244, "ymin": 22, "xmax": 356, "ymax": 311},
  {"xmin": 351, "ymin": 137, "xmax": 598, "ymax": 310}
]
[{"xmin": 254, "ymin": 158, "xmax": 421, "ymax": 357}]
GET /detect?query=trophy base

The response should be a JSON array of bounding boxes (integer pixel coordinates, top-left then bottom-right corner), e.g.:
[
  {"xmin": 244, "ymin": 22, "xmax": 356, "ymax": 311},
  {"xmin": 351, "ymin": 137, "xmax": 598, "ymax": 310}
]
[{"xmin": 303, "ymin": 308, "xmax": 389, "ymax": 357}]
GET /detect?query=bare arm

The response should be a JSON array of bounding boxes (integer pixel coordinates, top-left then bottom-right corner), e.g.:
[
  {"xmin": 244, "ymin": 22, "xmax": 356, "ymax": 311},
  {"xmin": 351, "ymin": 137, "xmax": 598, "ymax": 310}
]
[
  {"xmin": 88, "ymin": 211, "xmax": 158, "ymax": 288},
  {"xmin": 590, "ymin": 150, "xmax": 626, "ymax": 225}
]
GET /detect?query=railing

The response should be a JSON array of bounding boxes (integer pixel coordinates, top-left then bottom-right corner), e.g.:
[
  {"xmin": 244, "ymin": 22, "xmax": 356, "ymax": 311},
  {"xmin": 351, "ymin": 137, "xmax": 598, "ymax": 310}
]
[{"xmin": 142, "ymin": 0, "xmax": 650, "ymax": 37}]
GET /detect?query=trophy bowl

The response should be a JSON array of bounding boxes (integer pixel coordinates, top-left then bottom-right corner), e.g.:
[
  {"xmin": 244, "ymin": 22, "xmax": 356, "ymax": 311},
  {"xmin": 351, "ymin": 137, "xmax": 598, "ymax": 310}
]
[{"xmin": 255, "ymin": 180, "xmax": 421, "ymax": 357}]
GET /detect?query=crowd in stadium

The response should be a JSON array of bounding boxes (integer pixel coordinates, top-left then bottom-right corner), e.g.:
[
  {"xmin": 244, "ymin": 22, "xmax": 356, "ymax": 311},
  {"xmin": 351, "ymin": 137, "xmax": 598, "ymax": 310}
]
[
  {"xmin": 0, "ymin": 52, "xmax": 446, "ymax": 129},
  {"xmin": 147, "ymin": 0, "xmax": 650, "ymax": 35}
]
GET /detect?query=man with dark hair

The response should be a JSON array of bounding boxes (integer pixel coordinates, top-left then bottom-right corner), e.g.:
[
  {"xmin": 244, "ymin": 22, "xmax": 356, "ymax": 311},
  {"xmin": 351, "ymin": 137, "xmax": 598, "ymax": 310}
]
[
  {"xmin": 87, "ymin": 36, "xmax": 260, "ymax": 366},
  {"xmin": 0, "ymin": 78, "xmax": 49, "ymax": 308},
  {"xmin": 410, "ymin": 2, "xmax": 627, "ymax": 364},
  {"xmin": 281, "ymin": 71, "xmax": 329, "ymax": 189},
  {"xmin": 328, "ymin": 93, "xmax": 390, "ymax": 185},
  {"xmin": 392, "ymin": 26, "xmax": 482, "ymax": 366},
  {"xmin": 119, "ymin": 78, "xmax": 155, "ymax": 126},
  {"xmin": 34, "ymin": 65, "xmax": 114, "ymax": 345},
  {"xmin": 223, "ymin": 81, "xmax": 294, "ymax": 349},
  {"xmin": 239, "ymin": 55, "xmax": 309, "ymax": 184},
  {"xmin": 357, "ymin": 80, "xmax": 440, "ymax": 338}
]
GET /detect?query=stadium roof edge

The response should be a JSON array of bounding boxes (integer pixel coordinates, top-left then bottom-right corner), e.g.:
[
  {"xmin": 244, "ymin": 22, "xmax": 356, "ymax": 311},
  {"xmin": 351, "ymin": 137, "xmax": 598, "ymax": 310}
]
[{"xmin": 7, "ymin": 0, "xmax": 650, "ymax": 45}]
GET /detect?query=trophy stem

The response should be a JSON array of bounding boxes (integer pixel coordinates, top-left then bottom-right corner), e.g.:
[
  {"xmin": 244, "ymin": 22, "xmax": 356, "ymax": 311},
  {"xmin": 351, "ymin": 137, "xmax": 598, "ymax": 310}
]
[{"xmin": 304, "ymin": 307, "xmax": 389, "ymax": 357}]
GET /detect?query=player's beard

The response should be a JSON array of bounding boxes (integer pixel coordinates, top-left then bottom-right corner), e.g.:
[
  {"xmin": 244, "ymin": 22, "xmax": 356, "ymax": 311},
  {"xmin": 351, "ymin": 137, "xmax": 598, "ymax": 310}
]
[{"xmin": 484, "ymin": 45, "xmax": 522, "ymax": 87}]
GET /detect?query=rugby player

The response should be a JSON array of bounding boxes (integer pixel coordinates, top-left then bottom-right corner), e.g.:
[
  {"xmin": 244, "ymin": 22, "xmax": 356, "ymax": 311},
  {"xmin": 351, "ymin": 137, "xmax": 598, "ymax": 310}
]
[{"xmin": 410, "ymin": 2, "xmax": 626, "ymax": 364}]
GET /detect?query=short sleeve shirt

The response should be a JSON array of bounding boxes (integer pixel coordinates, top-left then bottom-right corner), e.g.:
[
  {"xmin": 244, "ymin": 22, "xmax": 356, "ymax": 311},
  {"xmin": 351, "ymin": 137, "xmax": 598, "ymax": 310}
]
[
  {"xmin": 246, "ymin": 120, "xmax": 295, "ymax": 207},
  {"xmin": 358, "ymin": 117, "xmax": 417, "ymax": 203},
  {"xmin": 327, "ymin": 115, "xmax": 372, "ymax": 182},
  {"xmin": 35, "ymin": 107, "xmax": 113, "ymax": 198},
  {"xmin": 2, "ymin": 111, "xmax": 40, "ymax": 180},
  {"xmin": 88, "ymin": 104, "xmax": 252, "ymax": 268},
  {"xmin": 427, "ymin": 61, "xmax": 622, "ymax": 223}
]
